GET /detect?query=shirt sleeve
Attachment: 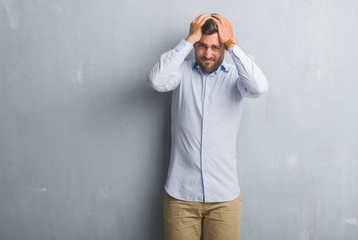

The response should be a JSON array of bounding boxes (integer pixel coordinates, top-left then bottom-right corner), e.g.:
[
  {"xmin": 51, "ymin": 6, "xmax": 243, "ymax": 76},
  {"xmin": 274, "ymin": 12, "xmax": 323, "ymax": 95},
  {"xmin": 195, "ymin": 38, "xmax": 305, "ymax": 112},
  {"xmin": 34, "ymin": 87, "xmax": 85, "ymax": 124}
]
[
  {"xmin": 228, "ymin": 45, "xmax": 269, "ymax": 98},
  {"xmin": 148, "ymin": 39, "xmax": 193, "ymax": 92}
]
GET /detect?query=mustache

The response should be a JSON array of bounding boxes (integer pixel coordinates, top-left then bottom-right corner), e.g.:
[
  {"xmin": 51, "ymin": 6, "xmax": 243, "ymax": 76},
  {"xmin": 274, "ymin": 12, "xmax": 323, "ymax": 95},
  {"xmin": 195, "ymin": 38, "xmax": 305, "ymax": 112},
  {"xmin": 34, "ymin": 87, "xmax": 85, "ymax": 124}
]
[{"xmin": 201, "ymin": 57, "xmax": 215, "ymax": 61}]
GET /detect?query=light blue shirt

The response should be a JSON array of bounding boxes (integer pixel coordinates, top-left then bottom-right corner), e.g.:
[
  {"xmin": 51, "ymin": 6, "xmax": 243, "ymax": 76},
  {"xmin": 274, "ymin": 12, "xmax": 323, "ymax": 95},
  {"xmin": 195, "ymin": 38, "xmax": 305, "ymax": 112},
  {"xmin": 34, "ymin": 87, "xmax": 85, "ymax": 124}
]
[{"xmin": 148, "ymin": 39, "xmax": 269, "ymax": 203}]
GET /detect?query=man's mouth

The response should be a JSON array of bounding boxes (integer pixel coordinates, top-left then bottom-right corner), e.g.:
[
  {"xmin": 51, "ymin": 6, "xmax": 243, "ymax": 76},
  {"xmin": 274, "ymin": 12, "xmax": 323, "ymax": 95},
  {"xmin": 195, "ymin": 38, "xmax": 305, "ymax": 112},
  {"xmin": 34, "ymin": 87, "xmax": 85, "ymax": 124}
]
[{"xmin": 202, "ymin": 58, "xmax": 214, "ymax": 62}]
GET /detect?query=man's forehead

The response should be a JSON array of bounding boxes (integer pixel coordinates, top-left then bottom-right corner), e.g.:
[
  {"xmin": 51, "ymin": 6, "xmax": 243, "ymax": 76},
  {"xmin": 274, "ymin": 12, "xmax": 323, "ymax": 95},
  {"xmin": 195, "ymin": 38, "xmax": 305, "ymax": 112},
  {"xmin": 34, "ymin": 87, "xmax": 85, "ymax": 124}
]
[
  {"xmin": 198, "ymin": 33, "xmax": 222, "ymax": 46},
  {"xmin": 198, "ymin": 41, "xmax": 221, "ymax": 46}
]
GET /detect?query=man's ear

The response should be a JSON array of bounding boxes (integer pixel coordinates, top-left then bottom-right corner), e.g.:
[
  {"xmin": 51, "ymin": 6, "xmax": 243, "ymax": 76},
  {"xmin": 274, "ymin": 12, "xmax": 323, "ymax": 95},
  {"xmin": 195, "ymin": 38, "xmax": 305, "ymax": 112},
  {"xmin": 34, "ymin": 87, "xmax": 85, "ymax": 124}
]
[{"xmin": 225, "ymin": 49, "xmax": 228, "ymax": 54}]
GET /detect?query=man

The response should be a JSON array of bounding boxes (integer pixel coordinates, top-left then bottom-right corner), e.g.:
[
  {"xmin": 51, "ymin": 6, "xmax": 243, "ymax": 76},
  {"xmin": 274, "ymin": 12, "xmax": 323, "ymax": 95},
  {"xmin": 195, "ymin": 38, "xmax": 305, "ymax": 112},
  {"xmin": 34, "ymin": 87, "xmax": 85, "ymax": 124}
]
[{"xmin": 148, "ymin": 13, "xmax": 268, "ymax": 240}]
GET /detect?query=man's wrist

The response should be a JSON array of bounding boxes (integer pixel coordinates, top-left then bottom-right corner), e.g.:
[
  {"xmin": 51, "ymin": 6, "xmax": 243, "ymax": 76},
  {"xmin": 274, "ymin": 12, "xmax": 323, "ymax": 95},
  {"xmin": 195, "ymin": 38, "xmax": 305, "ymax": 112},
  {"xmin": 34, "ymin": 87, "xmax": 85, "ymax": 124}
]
[
  {"xmin": 185, "ymin": 37, "xmax": 196, "ymax": 45},
  {"xmin": 224, "ymin": 37, "xmax": 238, "ymax": 50},
  {"xmin": 226, "ymin": 43, "xmax": 236, "ymax": 49}
]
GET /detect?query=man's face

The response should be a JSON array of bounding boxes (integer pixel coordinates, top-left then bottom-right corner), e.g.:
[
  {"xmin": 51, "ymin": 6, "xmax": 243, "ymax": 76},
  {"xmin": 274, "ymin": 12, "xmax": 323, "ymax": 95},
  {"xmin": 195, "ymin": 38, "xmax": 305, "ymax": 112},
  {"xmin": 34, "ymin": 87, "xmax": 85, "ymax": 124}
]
[{"xmin": 194, "ymin": 33, "xmax": 225, "ymax": 73}]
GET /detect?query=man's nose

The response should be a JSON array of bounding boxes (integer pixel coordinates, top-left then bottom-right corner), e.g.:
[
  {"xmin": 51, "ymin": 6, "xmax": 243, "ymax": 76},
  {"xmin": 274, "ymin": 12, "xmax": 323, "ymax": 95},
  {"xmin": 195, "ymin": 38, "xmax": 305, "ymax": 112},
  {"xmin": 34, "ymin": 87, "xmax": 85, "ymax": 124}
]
[{"xmin": 203, "ymin": 48, "xmax": 213, "ymax": 58}]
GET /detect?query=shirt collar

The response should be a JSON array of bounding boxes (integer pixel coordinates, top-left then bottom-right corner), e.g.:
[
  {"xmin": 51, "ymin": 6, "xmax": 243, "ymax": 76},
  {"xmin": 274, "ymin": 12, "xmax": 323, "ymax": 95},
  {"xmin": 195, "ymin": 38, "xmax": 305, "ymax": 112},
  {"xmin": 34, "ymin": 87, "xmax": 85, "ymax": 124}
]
[{"xmin": 192, "ymin": 61, "xmax": 229, "ymax": 74}]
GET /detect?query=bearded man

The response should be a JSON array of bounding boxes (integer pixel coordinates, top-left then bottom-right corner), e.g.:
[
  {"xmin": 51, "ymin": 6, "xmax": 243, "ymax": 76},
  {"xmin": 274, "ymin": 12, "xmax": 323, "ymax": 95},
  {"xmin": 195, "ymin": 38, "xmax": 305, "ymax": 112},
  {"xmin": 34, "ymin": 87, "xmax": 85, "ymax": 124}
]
[{"xmin": 148, "ymin": 13, "xmax": 269, "ymax": 240}]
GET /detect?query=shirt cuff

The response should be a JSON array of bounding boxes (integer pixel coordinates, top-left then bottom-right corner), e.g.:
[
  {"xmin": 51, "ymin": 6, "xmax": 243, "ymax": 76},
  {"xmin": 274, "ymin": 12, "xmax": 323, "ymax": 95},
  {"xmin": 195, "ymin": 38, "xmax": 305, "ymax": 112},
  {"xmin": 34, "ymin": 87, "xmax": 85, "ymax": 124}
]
[
  {"xmin": 228, "ymin": 44, "xmax": 246, "ymax": 60},
  {"xmin": 174, "ymin": 39, "xmax": 194, "ymax": 55}
]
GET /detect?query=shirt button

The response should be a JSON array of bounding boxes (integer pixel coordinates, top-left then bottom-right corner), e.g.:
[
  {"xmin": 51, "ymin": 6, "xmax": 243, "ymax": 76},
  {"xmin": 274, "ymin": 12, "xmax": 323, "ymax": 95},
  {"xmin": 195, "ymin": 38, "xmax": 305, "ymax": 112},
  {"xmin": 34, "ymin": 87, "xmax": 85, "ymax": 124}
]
[{"xmin": 205, "ymin": 111, "xmax": 209, "ymax": 114}]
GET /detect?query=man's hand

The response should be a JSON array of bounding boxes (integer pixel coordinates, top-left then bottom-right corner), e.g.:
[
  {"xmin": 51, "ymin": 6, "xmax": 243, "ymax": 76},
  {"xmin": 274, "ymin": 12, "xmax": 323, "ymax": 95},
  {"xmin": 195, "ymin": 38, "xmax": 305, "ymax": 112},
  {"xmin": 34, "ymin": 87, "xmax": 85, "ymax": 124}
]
[
  {"xmin": 211, "ymin": 14, "xmax": 234, "ymax": 45},
  {"xmin": 186, "ymin": 14, "xmax": 213, "ymax": 45}
]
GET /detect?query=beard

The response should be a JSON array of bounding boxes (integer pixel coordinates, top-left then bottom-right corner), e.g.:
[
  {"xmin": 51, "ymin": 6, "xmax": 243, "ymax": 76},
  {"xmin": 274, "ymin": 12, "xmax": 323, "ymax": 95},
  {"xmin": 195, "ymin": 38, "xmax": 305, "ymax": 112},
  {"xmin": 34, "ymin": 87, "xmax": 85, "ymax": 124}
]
[{"xmin": 196, "ymin": 54, "xmax": 225, "ymax": 73}]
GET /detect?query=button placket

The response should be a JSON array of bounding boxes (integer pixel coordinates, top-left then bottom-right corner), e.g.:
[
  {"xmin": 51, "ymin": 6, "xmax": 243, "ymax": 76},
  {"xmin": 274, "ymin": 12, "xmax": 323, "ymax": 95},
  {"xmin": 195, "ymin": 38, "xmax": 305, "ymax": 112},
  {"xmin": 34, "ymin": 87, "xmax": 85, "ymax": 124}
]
[{"xmin": 201, "ymin": 73, "xmax": 212, "ymax": 202}]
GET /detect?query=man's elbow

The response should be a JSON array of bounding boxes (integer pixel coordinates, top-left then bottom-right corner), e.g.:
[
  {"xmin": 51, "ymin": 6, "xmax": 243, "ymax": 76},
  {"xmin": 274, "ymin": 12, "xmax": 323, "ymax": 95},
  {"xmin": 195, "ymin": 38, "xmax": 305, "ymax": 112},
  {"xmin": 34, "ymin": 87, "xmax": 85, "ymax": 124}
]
[
  {"xmin": 247, "ymin": 82, "xmax": 269, "ymax": 98},
  {"xmin": 147, "ymin": 75, "xmax": 167, "ymax": 92},
  {"xmin": 256, "ymin": 82, "xmax": 269, "ymax": 96}
]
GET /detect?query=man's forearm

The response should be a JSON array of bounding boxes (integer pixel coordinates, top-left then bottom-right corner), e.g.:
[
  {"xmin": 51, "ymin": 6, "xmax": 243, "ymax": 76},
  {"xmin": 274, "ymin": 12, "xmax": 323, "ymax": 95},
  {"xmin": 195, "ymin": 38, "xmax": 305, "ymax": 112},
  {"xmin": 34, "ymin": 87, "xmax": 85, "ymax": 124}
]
[
  {"xmin": 148, "ymin": 40, "xmax": 193, "ymax": 92},
  {"xmin": 229, "ymin": 46, "xmax": 269, "ymax": 98}
]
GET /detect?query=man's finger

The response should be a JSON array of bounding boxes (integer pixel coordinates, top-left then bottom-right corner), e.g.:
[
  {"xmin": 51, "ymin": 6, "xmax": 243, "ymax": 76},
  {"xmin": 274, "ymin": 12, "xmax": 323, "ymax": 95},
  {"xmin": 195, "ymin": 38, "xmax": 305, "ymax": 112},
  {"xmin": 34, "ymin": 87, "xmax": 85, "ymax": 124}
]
[
  {"xmin": 198, "ymin": 15, "xmax": 213, "ymax": 25},
  {"xmin": 196, "ymin": 14, "xmax": 210, "ymax": 21},
  {"xmin": 211, "ymin": 14, "xmax": 228, "ymax": 24},
  {"xmin": 196, "ymin": 14, "xmax": 212, "ymax": 23},
  {"xmin": 211, "ymin": 13, "xmax": 222, "ymax": 21},
  {"xmin": 211, "ymin": 17, "xmax": 222, "ymax": 28},
  {"xmin": 192, "ymin": 15, "xmax": 203, "ymax": 24}
]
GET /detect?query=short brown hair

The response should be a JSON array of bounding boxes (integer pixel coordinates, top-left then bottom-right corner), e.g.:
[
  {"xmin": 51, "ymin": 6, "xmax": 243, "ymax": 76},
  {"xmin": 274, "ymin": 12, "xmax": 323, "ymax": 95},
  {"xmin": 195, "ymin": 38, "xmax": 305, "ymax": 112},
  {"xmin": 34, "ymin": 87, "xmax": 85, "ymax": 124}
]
[{"xmin": 201, "ymin": 19, "xmax": 218, "ymax": 35}]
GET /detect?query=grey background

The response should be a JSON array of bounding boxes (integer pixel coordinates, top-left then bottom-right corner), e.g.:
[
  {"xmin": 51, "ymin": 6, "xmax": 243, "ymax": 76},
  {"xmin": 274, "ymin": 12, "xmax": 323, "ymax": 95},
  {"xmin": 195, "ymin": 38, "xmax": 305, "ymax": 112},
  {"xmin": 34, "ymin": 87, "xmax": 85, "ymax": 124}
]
[{"xmin": 1, "ymin": 0, "xmax": 358, "ymax": 239}]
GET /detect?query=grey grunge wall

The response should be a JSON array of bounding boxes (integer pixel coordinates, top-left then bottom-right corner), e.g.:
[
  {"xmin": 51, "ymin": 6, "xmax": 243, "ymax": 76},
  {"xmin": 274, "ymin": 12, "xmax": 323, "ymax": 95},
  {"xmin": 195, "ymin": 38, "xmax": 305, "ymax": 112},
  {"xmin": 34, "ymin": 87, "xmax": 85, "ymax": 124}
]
[{"xmin": 1, "ymin": 0, "xmax": 358, "ymax": 239}]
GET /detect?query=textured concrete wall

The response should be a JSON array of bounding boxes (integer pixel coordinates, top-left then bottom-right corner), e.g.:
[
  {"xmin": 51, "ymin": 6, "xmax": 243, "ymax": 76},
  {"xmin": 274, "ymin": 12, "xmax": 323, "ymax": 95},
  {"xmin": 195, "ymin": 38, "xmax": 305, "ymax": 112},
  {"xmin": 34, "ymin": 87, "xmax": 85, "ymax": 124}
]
[{"xmin": 1, "ymin": 0, "xmax": 358, "ymax": 239}]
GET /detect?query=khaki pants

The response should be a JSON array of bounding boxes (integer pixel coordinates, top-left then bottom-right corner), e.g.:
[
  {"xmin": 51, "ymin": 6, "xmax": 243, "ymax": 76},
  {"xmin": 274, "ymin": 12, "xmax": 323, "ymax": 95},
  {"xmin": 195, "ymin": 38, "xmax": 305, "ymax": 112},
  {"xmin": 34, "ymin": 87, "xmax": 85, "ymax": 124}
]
[{"xmin": 163, "ymin": 192, "xmax": 242, "ymax": 240}]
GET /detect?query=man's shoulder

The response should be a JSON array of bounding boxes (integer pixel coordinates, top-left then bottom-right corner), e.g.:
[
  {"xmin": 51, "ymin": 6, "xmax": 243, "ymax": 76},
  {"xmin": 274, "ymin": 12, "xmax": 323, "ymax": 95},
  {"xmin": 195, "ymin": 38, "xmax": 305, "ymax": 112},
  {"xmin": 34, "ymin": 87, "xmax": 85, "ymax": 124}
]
[
  {"xmin": 222, "ymin": 61, "xmax": 236, "ymax": 72},
  {"xmin": 180, "ymin": 59, "xmax": 196, "ymax": 70},
  {"xmin": 183, "ymin": 59, "xmax": 196, "ymax": 66}
]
